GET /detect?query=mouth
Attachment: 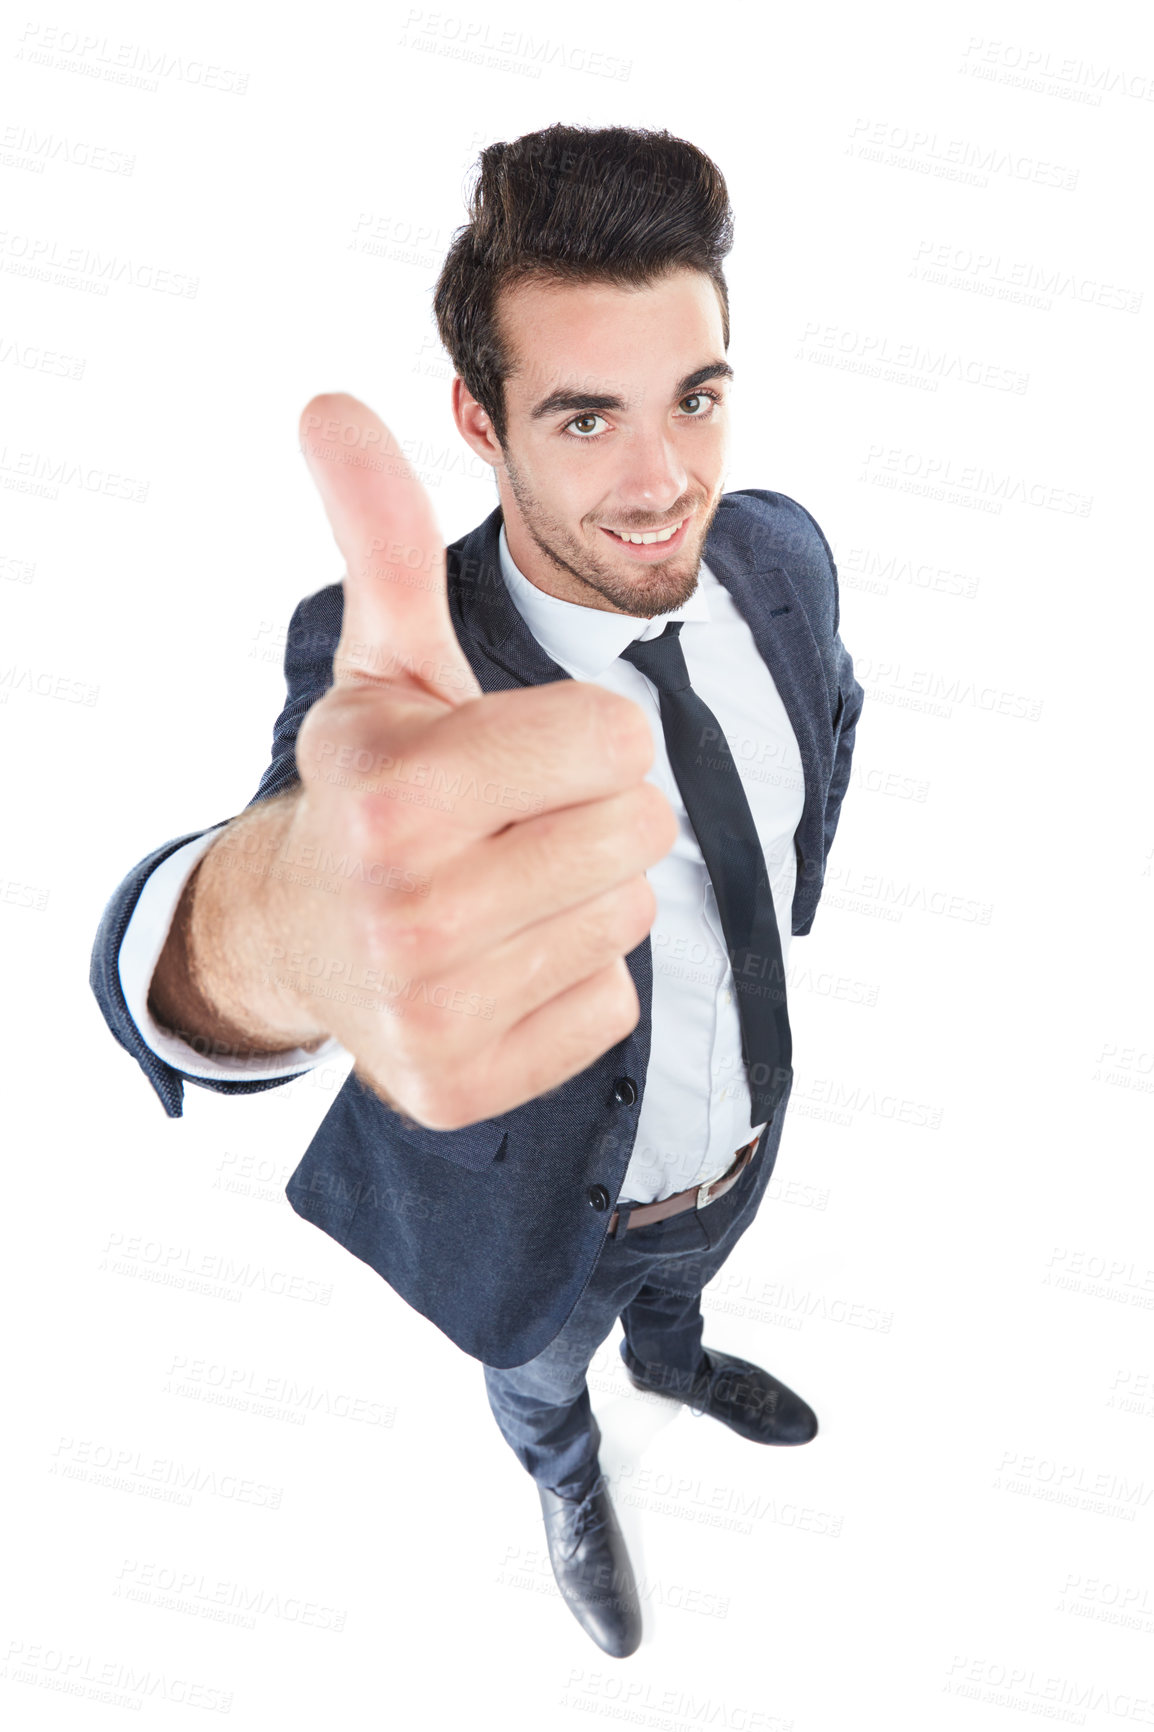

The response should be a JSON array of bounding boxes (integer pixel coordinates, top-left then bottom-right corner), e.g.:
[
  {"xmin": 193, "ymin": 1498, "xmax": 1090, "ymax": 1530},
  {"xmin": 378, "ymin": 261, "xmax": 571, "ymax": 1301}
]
[{"xmin": 599, "ymin": 515, "xmax": 691, "ymax": 560}]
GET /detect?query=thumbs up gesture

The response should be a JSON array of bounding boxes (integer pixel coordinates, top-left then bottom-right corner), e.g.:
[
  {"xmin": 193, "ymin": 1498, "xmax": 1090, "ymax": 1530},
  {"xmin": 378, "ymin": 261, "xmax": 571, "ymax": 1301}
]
[{"xmin": 269, "ymin": 393, "xmax": 677, "ymax": 1129}]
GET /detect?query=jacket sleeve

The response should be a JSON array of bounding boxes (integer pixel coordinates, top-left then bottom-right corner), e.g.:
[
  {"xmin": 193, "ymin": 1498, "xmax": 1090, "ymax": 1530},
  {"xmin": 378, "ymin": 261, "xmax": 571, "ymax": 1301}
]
[
  {"xmin": 88, "ymin": 584, "xmax": 344, "ymax": 1118},
  {"xmin": 766, "ymin": 490, "xmax": 864, "ymax": 936},
  {"xmin": 805, "ymin": 503, "xmax": 864, "ymax": 873},
  {"xmin": 824, "ymin": 637, "xmax": 864, "ymax": 872}
]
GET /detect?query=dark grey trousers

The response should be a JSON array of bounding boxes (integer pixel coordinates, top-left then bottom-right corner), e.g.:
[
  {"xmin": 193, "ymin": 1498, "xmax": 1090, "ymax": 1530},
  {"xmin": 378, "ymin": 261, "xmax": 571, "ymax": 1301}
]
[{"xmin": 483, "ymin": 1075, "xmax": 794, "ymax": 1497}]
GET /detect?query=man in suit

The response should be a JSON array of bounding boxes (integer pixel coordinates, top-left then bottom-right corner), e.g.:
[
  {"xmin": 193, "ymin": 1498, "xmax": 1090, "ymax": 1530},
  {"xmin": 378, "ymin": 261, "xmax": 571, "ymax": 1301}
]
[{"xmin": 90, "ymin": 124, "xmax": 863, "ymax": 1658}]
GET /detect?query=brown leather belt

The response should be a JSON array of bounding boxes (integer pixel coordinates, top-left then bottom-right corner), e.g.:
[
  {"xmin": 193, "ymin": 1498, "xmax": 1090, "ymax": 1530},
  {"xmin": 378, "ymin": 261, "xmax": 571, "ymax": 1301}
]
[{"xmin": 606, "ymin": 1133, "xmax": 762, "ymax": 1238}]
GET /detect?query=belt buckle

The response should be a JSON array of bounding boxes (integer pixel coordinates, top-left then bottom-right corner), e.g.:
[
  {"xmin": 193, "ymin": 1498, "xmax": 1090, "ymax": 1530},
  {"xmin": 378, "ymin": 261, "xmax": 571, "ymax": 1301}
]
[
  {"xmin": 697, "ymin": 1137, "xmax": 754, "ymax": 1211},
  {"xmin": 695, "ymin": 1176, "xmax": 721, "ymax": 1210}
]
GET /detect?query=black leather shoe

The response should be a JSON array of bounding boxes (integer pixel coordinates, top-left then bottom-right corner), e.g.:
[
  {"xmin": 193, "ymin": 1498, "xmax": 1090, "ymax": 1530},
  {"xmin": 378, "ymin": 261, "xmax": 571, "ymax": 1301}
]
[
  {"xmin": 620, "ymin": 1341, "xmax": 818, "ymax": 1445},
  {"xmin": 538, "ymin": 1471, "xmax": 642, "ymax": 1657}
]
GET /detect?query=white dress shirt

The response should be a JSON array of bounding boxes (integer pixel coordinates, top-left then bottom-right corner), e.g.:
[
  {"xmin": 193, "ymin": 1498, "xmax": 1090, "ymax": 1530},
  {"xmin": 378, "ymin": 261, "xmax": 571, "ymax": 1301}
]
[{"xmin": 118, "ymin": 524, "xmax": 805, "ymax": 1203}]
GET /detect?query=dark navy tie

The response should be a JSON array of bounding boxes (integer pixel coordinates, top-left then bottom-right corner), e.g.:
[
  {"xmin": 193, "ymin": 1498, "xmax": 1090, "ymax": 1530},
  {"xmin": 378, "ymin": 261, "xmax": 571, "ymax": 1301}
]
[{"xmin": 619, "ymin": 620, "xmax": 792, "ymax": 1124}]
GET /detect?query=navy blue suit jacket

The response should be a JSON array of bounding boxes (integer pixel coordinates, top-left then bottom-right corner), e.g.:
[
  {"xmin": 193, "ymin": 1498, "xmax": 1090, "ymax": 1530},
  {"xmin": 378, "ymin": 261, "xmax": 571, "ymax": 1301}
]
[{"xmin": 90, "ymin": 491, "xmax": 863, "ymax": 1367}]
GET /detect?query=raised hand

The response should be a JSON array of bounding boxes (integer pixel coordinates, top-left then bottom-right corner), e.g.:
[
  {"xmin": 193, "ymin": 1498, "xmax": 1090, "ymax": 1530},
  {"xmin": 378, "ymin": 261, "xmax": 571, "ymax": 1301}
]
[{"xmin": 268, "ymin": 392, "xmax": 676, "ymax": 1129}]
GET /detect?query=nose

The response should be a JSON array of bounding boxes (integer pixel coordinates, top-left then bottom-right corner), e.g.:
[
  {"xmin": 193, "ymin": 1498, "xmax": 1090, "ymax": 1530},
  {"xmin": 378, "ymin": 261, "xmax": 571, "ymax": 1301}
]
[{"xmin": 613, "ymin": 423, "xmax": 688, "ymax": 518}]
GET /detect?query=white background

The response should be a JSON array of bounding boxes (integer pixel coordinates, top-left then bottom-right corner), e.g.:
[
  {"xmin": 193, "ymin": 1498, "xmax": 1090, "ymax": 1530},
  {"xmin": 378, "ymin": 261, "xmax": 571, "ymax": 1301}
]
[{"xmin": 2, "ymin": 0, "xmax": 1152, "ymax": 1725}]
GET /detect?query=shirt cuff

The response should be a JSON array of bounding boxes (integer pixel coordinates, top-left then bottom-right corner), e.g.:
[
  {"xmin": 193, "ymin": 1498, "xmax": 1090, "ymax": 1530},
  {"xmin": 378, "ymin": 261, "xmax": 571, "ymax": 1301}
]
[{"xmin": 118, "ymin": 831, "xmax": 348, "ymax": 1082}]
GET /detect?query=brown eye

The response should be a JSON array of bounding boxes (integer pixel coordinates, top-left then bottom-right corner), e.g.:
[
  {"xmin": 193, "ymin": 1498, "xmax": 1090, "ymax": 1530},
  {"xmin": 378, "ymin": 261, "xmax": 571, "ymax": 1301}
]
[{"xmin": 565, "ymin": 412, "xmax": 608, "ymax": 439}]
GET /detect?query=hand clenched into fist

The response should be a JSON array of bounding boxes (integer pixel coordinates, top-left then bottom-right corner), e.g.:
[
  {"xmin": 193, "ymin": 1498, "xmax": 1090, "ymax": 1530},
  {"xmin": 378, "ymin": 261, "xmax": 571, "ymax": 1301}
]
[{"xmin": 170, "ymin": 393, "xmax": 677, "ymax": 1131}]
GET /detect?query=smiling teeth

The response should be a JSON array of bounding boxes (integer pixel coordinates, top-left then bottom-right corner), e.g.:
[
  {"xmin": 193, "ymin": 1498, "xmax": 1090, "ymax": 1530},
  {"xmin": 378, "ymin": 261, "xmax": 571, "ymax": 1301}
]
[{"xmin": 609, "ymin": 521, "xmax": 683, "ymax": 545}]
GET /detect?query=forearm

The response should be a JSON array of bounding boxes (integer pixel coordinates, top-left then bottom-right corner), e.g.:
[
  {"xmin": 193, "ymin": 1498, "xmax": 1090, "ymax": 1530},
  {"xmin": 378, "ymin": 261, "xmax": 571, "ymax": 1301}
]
[{"xmin": 147, "ymin": 788, "xmax": 329, "ymax": 1056}]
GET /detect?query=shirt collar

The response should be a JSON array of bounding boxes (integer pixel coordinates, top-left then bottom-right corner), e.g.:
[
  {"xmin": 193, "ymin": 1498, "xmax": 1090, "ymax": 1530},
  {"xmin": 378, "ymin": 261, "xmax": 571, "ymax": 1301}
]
[{"xmin": 497, "ymin": 520, "xmax": 713, "ymax": 680}]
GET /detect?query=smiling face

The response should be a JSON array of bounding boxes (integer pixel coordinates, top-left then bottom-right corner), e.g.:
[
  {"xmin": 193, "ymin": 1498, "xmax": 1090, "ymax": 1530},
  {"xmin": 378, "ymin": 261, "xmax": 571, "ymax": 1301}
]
[{"xmin": 451, "ymin": 267, "xmax": 732, "ymax": 618}]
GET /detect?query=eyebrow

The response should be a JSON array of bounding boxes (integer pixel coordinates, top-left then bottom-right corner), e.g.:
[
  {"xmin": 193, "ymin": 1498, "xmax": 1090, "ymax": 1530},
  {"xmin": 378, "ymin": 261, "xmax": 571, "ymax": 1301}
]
[{"xmin": 529, "ymin": 361, "xmax": 735, "ymax": 422}]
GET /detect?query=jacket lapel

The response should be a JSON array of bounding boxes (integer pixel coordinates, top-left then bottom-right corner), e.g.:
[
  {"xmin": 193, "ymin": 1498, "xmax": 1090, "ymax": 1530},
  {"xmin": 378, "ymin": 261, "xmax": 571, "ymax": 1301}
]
[
  {"xmin": 449, "ymin": 506, "xmax": 571, "ymax": 692},
  {"xmin": 701, "ymin": 496, "xmax": 834, "ymax": 819},
  {"xmin": 445, "ymin": 495, "xmax": 833, "ymax": 1025}
]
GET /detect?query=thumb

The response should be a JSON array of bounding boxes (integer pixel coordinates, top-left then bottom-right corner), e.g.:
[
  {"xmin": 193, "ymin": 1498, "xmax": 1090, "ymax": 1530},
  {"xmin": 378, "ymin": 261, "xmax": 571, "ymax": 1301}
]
[{"xmin": 299, "ymin": 391, "xmax": 482, "ymax": 707}]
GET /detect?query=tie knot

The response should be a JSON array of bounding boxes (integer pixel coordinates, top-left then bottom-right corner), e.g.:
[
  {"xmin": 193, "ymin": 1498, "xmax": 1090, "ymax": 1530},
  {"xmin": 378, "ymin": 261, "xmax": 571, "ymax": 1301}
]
[{"xmin": 618, "ymin": 620, "xmax": 691, "ymax": 693}]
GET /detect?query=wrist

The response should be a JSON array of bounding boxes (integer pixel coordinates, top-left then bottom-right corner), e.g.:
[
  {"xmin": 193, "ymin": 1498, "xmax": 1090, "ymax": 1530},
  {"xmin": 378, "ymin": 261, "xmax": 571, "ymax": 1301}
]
[{"xmin": 176, "ymin": 799, "xmax": 331, "ymax": 1052}]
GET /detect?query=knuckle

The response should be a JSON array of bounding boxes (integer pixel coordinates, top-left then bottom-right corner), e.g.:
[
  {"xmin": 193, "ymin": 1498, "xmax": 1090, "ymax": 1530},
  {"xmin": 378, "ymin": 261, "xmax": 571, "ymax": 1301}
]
[
  {"xmin": 586, "ymin": 877, "xmax": 653, "ymax": 949},
  {"xmin": 295, "ymin": 693, "xmax": 340, "ymax": 768},
  {"xmin": 373, "ymin": 1005, "xmax": 452, "ymax": 1098},
  {"xmin": 297, "ymin": 696, "xmax": 371, "ymax": 787},
  {"xmin": 345, "ymin": 788, "xmax": 412, "ymax": 855},
  {"xmin": 500, "ymin": 807, "xmax": 564, "ymax": 896},
  {"xmin": 414, "ymin": 886, "xmax": 465, "ymax": 961},
  {"xmin": 635, "ymin": 779, "xmax": 678, "ymax": 840},
  {"xmin": 621, "ymin": 874, "xmax": 657, "ymax": 937},
  {"xmin": 392, "ymin": 994, "xmax": 441, "ymax": 1049},
  {"xmin": 597, "ymin": 689, "xmax": 653, "ymax": 768},
  {"xmin": 377, "ymin": 885, "xmax": 464, "ymax": 976},
  {"xmin": 402, "ymin": 1073, "xmax": 472, "ymax": 1133},
  {"xmin": 362, "ymin": 902, "xmax": 437, "ymax": 968},
  {"xmin": 602, "ymin": 959, "xmax": 641, "ymax": 1031},
  {"xmin": 357, "ymin": 897, "xmax": 402, "ymax": 957}
]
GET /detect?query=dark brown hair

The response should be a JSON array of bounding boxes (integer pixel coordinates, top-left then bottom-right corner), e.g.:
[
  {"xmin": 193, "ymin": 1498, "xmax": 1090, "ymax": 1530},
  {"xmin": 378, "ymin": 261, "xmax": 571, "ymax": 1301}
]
[{"xmin": 432, "ymin": 124, "xmax": 735, "ymax": 448}]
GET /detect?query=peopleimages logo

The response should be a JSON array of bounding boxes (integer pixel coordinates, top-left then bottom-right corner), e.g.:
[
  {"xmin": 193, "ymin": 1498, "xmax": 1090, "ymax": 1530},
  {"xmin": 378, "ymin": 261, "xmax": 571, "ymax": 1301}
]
[
  {"xmin": 847, "ymin": 116, "xmax": 1079, "ymax": 190},
  {"xmin": 0, "ymin": 228, "xmax": 198, "ymax": 297},
  {"xmin": 959, "ymin": 36, "xmax": 1154, "ymax": 105},
  {"xmin": 0, "ymin": 445, "xmax": 147, "ymax": 501},
  {"xmin": 911, "ymin": 238, "xmax": 1142, "ymax": 314},
  {"xmin": 15, "ymin": 22, "xmax": 250, "ymax": 94},
  {"xmin": 859, "ymin": 444, "xmax": 1092, "ymax": 516},
  {"xmin": 795, "ymin": 321, "xmax": 1029, "ymax": 394},
  {"xmin": 397, "ymin": 9, "xmax": 632, "ymax": 80},
  {"xmin": 0, "ymin": 121, "xmax": 135, "ymax": 175},
  {"xmin": 3, "ymin": 1637, "xmax": 234, "ymax": 1715}
]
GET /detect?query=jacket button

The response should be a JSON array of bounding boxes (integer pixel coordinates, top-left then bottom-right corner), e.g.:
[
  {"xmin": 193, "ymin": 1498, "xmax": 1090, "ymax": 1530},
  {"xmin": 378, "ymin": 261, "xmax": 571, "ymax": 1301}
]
[
  {"xmin": 612, "ymin": 1076, "xmax": 638, "ymax": 1106},
  {"xmin": 587, "ymin": 1185, "xmax": 611, "ymax": 1211}
]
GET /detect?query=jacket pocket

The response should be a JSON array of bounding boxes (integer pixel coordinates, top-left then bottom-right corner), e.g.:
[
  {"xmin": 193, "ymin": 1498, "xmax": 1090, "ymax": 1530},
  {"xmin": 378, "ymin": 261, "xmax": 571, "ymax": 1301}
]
[
  {"xmin": 341, "ymin": 1069, "xmax": 509, "ymax": 1174},
  {"xmin": 386, "ymin": 1112, "xmax": 508, "ymax": 1173}
]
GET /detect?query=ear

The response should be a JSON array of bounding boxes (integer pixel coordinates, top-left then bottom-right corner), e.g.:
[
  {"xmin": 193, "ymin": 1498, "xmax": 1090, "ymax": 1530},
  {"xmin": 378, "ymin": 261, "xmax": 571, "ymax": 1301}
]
[{"xmin": 452, "ymin": 376, "xmax": 502, "ymax": 469}]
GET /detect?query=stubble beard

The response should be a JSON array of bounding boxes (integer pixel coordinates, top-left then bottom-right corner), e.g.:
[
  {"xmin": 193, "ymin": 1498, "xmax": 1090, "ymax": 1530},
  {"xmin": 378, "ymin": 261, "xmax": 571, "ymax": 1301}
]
[{"xmin": 501, "ymin": 449, "xmax": 722, "ymax": 620}]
